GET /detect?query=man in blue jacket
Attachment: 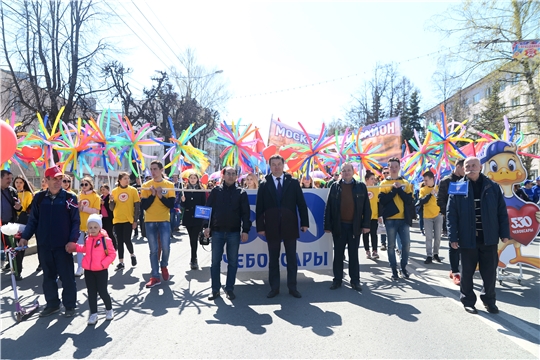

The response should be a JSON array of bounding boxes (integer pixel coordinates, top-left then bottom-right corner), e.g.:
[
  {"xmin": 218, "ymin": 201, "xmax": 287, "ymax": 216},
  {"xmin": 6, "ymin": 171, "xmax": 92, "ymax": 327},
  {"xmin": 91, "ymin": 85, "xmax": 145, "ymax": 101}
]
[
  {"xmin": 447, "ymin": 157, "xmax": 509, "ymax": 315},
  {"xmin": 19, "ymin": 166, "xmax": 80, "ymax": 317}
]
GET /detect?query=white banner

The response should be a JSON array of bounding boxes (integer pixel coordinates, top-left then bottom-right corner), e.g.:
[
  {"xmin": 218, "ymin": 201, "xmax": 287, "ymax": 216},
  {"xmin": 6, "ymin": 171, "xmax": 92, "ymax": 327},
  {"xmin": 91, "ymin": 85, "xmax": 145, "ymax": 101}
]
[{"xmin": 220, "ymin": 189, "xmax": 333, "ymax": 272}]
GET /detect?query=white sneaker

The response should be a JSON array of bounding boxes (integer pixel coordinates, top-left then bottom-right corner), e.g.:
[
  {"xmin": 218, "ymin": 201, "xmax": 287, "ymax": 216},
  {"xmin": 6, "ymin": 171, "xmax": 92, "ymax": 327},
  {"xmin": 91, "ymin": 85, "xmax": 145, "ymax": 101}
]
[
  {"xmin": 105, "ymin": 309, "xmax": 114, "ymax": 321},
  {"xmin": 87, "ymin": 313, "xmax": 98, "ymax": 325},
  {"xmin": 75, "ymin": 267, "xmax": 84, "ymax": 277}
]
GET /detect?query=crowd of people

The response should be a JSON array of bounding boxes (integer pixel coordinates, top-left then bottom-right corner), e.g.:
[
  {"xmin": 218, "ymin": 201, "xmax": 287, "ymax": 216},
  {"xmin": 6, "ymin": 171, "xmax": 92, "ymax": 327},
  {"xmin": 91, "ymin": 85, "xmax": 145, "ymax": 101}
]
[{"xmin": 1, "ymin": 156, "xmax": 538, "ymax": 324}]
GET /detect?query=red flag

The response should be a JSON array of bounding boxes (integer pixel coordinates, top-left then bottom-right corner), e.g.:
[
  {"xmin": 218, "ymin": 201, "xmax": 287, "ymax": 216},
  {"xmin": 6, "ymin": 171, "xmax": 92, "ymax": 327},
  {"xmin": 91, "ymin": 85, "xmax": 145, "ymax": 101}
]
[{"xmin": 254, "ymin": 128, "xmax": 266, "ymax": 153}]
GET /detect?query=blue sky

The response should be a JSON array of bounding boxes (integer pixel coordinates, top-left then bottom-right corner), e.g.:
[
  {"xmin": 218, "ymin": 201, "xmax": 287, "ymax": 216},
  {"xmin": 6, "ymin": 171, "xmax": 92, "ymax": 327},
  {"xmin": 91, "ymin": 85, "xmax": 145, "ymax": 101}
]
[{"xmin": 112, "ymin": 1, "xmax": 459, "ymax": 134}]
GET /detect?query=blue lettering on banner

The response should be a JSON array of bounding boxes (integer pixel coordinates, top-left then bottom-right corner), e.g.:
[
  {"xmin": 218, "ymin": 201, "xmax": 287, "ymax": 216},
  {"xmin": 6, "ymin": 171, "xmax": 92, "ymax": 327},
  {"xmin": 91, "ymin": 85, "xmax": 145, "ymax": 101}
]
[{"xmin": 224, "ymin": 252, "xmax": 326, "ymax": 268}]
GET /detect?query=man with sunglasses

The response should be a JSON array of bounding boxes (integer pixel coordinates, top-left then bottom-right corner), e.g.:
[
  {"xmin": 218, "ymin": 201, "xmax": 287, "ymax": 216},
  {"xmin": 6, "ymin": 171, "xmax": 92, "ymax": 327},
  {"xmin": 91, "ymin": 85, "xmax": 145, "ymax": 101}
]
[
  {"xmin": 203, "ymin": 167, "xmax": 251, "ymax": 301},
  {"xmin": 18, "ymin": 165, "xmax": 80, "ymax": 317},
  {"xmin": 140, "ymin": 161, "xmax": 176, "ymax": 288}
]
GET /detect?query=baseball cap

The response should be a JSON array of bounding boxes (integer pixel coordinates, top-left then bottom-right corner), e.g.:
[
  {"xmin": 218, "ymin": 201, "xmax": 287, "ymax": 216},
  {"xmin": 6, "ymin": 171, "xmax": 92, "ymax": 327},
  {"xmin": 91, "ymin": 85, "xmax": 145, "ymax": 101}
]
[
  {"xmin": 536, "ymin": 176, "xmax": 540, "ymax": 181},
  {"xmin": 44, "ymin": 165, "xmax": 64, "ymax": 178},
  {"xmin": 524, "ymin": 180, "xmax": 533, "ymax": 185}
]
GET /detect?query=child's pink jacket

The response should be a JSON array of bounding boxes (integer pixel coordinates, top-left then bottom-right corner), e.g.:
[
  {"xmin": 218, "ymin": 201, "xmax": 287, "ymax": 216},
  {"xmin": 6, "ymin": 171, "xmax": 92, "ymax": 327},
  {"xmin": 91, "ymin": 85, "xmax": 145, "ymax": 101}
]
[{"xmin": 75, "ymin": 229, "xmax": 117, "ymax": 271}]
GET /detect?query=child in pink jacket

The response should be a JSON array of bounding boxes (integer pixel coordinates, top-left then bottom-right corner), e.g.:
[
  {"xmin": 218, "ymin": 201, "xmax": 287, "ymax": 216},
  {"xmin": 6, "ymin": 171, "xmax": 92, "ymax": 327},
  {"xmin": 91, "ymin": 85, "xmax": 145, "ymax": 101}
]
[{"xmin": 66, "ymin": 214, "xmax": 116, "ymax": 325}]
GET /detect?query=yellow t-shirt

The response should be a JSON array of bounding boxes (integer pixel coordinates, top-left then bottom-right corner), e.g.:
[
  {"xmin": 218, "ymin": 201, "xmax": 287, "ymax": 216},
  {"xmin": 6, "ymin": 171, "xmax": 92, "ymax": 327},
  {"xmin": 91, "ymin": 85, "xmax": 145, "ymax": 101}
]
[
  {"xmin": 78, "ymin": 191, "xmax": 101, "ymax": 231},
  {"xmin": 17, "ymin": 191, "xmax": 33, "ymax": 213},
  {"xmin": 367, "ymin": 187, "xmax": 379, "ymax": 220},
  {"xmin": 379, "ymin": 178, "xmax": 413, "ymax": 219},
  {"xmin": 419, "ymin": 185, "xmax": 440, "ymax": 219},
  {"xmin": 111, "ymin": 186, "xmax": 140, "ymax": 224},
  {"xmin": 141, "ymin": 179, "xmax": 175, "ymax": 222}
]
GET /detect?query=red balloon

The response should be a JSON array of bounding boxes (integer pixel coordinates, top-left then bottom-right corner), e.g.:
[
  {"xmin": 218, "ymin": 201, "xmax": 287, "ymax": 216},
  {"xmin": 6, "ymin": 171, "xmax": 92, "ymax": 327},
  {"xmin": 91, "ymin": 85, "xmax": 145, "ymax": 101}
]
[
  {"xmin": 21, "ymin": 146, "xmax": 43, "ymax": 162},
  {"xmin": 200, "ymin": 173, "xmax": 209, "ymax": 185},
  {"xmin": 0, "ymin": 121, "xmax": 17, "ymax": 164},
  {"xmin": 279, "ymin": 147, "xmax": 295, "ymax": 160},
  {"xmin": 286, "ymin": 157, "xmax": 304, "ymax": 172},
  {"xmin": 262, "ymin": 145, "xmax": 277, "ymax": 161}
]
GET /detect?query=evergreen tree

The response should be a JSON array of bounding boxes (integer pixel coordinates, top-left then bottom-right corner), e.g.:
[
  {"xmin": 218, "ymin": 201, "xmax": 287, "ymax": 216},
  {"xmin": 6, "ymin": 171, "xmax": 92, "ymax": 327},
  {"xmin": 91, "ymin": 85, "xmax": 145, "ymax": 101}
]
[
  {"xmin": 402, "ymin": 90, "xmax": 424, "ymax": 145},
  {"xmin": 477, "ymin": 81, "xmax": 507, "ymax": 136}
]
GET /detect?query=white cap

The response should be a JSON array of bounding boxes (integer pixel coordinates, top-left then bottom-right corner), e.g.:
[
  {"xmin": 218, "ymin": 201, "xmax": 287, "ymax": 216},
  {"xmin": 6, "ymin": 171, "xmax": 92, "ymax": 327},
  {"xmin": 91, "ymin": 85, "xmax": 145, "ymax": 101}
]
[{"xmin": 87, "ymin": 214, "xmax": 102, "ymax": 228}]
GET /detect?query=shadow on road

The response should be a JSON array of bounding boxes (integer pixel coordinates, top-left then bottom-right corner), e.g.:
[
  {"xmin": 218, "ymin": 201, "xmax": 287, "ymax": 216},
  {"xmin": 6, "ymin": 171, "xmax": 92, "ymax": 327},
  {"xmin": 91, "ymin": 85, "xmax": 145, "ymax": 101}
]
[{"xmin": 206, "ymin": 298, "xmax": 273, "ymax": 335}]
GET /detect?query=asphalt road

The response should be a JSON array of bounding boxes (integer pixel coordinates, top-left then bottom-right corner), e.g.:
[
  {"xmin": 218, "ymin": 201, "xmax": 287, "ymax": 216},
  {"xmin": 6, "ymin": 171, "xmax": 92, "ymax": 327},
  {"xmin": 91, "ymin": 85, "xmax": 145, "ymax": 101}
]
[{"xmin": 1, "ymin": 225, "xmax": 539, "ymax": 359}]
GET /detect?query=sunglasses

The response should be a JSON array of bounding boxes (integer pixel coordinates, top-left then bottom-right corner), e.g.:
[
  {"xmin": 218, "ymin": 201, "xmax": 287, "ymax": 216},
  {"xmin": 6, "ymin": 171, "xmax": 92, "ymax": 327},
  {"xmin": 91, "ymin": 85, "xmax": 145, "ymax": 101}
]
[
  {"xmin": 81, "ymin": 183, "xmax": 90, "ymax": 187},
  {"xmin": 224, "ymin": 172, "xmax": 237, "ymax": 176},
  {"xmin": 63, "ymin": 180, "xmax": 71, "ymax": 183}
]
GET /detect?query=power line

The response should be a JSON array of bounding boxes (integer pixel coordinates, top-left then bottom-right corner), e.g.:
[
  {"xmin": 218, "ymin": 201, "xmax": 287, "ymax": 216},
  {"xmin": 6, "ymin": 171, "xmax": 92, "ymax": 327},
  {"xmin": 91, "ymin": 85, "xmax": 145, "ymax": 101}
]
[
  {"xmin": 103, "ymin": 1, "xmax": 172, "ymax": 69},
  {"xmin": 231, "ymin": 46, "xmax": 459, "ymax": 99},
  {"xmin": 130, "ymin": 0, "xmax": 182, "ymax": 65},
  {"xmin": 143, "ymin": 1, "xmax": 184, "ymax": 54}
]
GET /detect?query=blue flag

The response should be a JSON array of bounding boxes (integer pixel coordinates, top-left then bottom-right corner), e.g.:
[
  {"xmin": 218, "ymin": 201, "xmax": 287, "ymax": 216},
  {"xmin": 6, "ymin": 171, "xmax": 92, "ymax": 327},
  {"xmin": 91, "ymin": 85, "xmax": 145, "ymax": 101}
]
[
  {"xmin": 194, "ymin": 206, "xmax": 212, "ymax": 219},
  {"xmin": 449, "ymin": 182, "xmax": 468, "ymax": 196}
]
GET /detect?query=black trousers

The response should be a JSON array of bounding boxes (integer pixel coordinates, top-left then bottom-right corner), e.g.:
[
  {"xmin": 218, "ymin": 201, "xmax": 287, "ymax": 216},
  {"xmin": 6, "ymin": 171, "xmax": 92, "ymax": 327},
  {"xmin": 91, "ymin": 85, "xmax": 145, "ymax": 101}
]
[
  {"xmin": 449, "ymin": 241, "xmax": 461, "ymax": 273},
  {"xmin": 362, "ymin": 219, "xmax": 379, "ymax": 252},
  {"xmin": 84, "ymin": 269, "xmax": 112, "ymax": 313},
  {"xmin": 114, "ymin": 222, "xmax": 134, "ymax": 260},
  {"xmin": 186, "ymin": 225, "xmax": 202, "ymax": 262},
  {"xmin": 267, "ymin": 237, "xmax": 297, "ymax": 291},
  {"xmin": 333, "ymin": 222, "xmax": 360, "ymax": 285},
  {"xmin": 39, "ymin": 246, "xmax": 77, "ymax": 309},
  {"xmin": 460, "ymin": 242, "xmax": 498, "ymax": 307},
  {"xmin": 102, "ymin": 216, "xmax": 117, "ymax": 250}
]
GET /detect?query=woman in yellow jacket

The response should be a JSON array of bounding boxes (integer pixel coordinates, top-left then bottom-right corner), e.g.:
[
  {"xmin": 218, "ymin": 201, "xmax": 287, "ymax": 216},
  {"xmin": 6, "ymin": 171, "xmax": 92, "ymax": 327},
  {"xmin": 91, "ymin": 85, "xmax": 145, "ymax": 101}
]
[
  {"xmin": 11, "ymin": 176, "xmax": 34, "ymax": 280},
  {"xmin": 75, "ymin": 176, "xmax": 101, "ymax": 277}
]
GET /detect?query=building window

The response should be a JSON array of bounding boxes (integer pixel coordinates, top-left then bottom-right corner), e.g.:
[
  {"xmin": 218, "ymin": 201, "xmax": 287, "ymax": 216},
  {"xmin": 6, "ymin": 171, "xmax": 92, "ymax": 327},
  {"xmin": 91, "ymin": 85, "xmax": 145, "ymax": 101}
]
[
  {"xmin": 511, "ymin": 97, "xmax": 521, "ymax": 107},
  {"xmin": 463, "ymin": 98, "xmax": 470, "ymax": 107},
  {"xmin": 473, "ymin": 93, "xmax": 481, "ymax": 104},
  {"xmin": 499, "ymin": 80, "xmax": 507, "ymax": 91},
  {"xmin": 511, "ymin": 74, "xmax": 520, "ymax": 85},
  {"xmin": 530, "ymin": 143, "xmax": 538, "ymax": 155},
  {"xmin": 485, "ymin": 87, "xmax": 492, "ymax": 97},
  {"xmin": 473, "ymin": 114, "xmax": 480, "ymax": 121}
]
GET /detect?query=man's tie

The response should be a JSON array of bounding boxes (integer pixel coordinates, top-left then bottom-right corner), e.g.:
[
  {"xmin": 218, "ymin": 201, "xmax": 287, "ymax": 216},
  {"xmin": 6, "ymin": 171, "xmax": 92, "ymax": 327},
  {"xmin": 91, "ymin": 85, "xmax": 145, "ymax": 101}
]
[{"xmin": 276, "ymin": 177, "xmax": 283, "ymax": 198}]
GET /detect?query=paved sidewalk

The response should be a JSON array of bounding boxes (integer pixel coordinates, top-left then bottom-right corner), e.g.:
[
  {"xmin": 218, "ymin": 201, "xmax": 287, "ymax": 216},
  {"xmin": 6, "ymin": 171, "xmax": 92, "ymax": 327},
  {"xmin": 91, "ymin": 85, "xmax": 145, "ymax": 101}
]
[{"xmin": 1, "ymin": 225, "xmax": 539, "ymax": 359}]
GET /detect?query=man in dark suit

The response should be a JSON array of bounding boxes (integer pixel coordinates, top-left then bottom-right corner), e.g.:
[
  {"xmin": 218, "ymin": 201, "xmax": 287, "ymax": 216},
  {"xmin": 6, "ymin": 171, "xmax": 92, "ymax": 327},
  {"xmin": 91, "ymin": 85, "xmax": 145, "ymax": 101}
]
[{"xmin": 256, "ymin": 155, "xmax": 309, "ymax": 298}]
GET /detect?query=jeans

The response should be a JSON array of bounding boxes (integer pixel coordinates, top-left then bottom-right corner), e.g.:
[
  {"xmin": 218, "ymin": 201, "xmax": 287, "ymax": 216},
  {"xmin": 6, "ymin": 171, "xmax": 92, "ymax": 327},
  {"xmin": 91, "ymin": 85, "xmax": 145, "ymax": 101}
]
[
  {"xmin": 384, "ymin": 219, "xmax": 410, "ymax": 271},
  {"xmin": 170, "ymin": 208, "xmax": 181, "ymax": 231},
  {"xmin": 332, "ymin": 223, "xmax": 360, "ymax": 285},
  {"xmin": 211, "ymin": 231, "xmax": 240, "ymax": 293},
  {"xmin": 76, "ymin": 232, "xmax": 85, "ymax": 270},
  {"xmin": 145, "ymin": 222, "xmax": 171, "ymax": 278}
]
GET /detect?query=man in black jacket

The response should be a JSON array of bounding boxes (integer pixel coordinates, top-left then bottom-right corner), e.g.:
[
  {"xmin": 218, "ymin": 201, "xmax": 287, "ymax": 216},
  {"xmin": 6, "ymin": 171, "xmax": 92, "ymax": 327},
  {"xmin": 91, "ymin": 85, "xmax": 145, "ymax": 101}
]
[
  {"xmin": 324, "ymin": 163, "xmax": 371, "ymax": 291},
  {"xmin": 204, "ymin": 167, "xmax": 251, "ymax": 301},
  {"xmin": 437, "ymin": 159, "xmax": 465, "ymax": 285},
  {"xmin": 256, "ymin": 155, "xmax": 309, "ymax": 299}
]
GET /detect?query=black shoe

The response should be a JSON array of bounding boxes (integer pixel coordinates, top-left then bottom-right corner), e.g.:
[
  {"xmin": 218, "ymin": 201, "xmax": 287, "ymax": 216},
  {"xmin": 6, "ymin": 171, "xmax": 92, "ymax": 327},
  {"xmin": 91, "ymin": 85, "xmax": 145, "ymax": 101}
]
[
  {"xmin": 39, "ymin": 306, "xmax": 60, "ymax": 317},
  {"xmin": 380, "ymin": 245, "xmax": 387, "ymax": 251},
  {"xmin": 424, "ymin": 256, "xmax": 433, "ymax": 264},
  {"xmin": 208, "ymin": 292, "xmax": 221, "ymax": 301},
  {"xmin": 484, "ymin": 303, "xmax": 499, "ymax": 314},
  {"xmin": 329, "ymin": 283, "xmax": 341, "ymax": 290},
  {"xmin": 289, "ymin": 289, "xmax": 302, "ymax": 298},
  {"xmin": 226, "ymin": 290, "xmax": 236, "ymax": 300},
  {"xmin": 64, "ymin": 307, "xmax": 76, "ymax": 317},
  {"xmin": 15, "ymin": 274, "xmax": 22, "ymax": 281},
  {"xmin": 267, "ymin": 289, "xmax": 279, "ymax": 298},
  {"xmin": 351, "ymin": 283, "xmax": 362, "ymax": 292},
  {"xmin": 433, "ymin": 254, "xmax": 441, "ymax": 263},
  {"xmin": 401, "ymin": 269, "xmax": 410, "ymax": 279},
  {"xmin": 464, "ymin": 306, "xmax": 478, "ymax": 314},
  {"xmin": 131, "ymin": 256, "xmax": 137, "ymax": 267},
  {"xmin": 391, "ymin": 270, "xmax": 400, "ymax": 280},
  {"xmin": 2, "ymin": 263, "xmax": 10, "ymax": 272},
  {"xmin": 115, "ymin": 263, "xmax": 125, "ymax": 271},
  {"xmin": 36, "ymin": 265, "xmax": 42, "ymax": 272}
]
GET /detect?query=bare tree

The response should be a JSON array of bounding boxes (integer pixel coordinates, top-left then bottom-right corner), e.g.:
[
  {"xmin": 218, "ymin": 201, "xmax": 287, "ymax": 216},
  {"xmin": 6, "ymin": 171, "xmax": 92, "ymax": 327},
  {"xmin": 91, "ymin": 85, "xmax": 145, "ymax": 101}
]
[
  {"xmin": 0, "ymin": 0, "xmax": 112, "ymax": 129},
  {"xmin": 430, "ymin": 0, "xmax": 540, "ymax": 134}
]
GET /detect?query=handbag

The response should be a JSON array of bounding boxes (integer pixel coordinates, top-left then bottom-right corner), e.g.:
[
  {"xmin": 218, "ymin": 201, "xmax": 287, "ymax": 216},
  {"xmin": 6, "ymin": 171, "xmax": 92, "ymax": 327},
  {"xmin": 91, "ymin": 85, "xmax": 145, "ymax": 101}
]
[
  {"xmin": 198, "ymin": 230, "xmax": 211, "ymax": 246},
  {"xmin": 377, "ymin": 222, "xmax": 386, "ymax": 235}
]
